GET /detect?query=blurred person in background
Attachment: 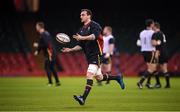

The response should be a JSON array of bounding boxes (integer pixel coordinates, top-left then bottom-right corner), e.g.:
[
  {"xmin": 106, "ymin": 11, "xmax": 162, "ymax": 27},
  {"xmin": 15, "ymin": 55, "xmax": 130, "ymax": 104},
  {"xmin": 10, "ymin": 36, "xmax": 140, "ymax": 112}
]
[
  {"xmin": 137, "ymin": 19, "xmax": 158, "ymax": 89},
  {"xmin": 97, "ymin": 26, "xmax": 125, "ymax": 89},
  {"xmin": 151, "ymin": 22, "xmax": 170, "ymax": 88},
  {"xmin": 33, "ymin": 22, "xmax": 61, "ymax": 86}
]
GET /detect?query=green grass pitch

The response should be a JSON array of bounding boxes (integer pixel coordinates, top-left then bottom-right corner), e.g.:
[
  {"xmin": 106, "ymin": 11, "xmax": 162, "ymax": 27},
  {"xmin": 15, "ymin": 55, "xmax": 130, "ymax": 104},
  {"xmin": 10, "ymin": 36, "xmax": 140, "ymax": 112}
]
[{"xmin": 0, "ymin": 77, "xmax": 180, "ymax": 111}]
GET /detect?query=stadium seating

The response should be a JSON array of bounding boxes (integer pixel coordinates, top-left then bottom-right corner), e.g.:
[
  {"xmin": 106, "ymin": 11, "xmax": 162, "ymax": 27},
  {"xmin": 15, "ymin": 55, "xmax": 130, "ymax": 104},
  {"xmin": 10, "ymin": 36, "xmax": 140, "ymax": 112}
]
[
  {"xmin": 0, "ymin": 53, "xmax": 40, "ymax": 76},
  {"xmin": 57, "ymin": 52, "xmax": 180, "ymax": 76}
]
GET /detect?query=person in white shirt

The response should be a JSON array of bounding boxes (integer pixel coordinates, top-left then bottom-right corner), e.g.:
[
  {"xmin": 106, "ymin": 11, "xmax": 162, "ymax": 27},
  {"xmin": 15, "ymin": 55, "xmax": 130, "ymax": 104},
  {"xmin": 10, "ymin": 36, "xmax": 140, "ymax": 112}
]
[
  {"xmin": 102, "ymin": 26, "xmax": 114, "ymax": 76},
  {"xmin": 137, "ymin": 19, "xmax": 158, "ymax": 89},
  {"xmin": 98, "ymin": 26, "xmax": 125, "ymax": 89}
]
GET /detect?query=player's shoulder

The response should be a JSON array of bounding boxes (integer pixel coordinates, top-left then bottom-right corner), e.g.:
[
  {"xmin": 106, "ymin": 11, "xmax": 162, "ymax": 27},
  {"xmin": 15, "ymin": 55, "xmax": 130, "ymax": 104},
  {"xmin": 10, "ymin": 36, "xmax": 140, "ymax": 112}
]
[
  {"xmin": 140, "ymin": 29, "xmax": 146, "ymax": 36},
  {"xmin": 90, "ymin": 21, "xmax": 102, "ymax": 29},
  {"xmin": 159, "ymin": 31, "xmax": 165, "ymax": 35},
  {"xmin": 153, "ymin": 31, "xmax": 163, "ymax": 36},
  {"xmin": 140, "ymin": 29, "xmax": 154, "ymax": 35},
  {"xmin": 42, "ymin": 31, "xmax": 51, "ymax": 36},
  {"xmin": 103, "ymin": 35, "xmax": 114, "ymax": 39},
  {"xmin": 91, "ymin": 21, "xmax": 100, "ymax": 26},
  {"xmin": 108, "ymin": 34, "xmax": 114, "ymax": 39}
]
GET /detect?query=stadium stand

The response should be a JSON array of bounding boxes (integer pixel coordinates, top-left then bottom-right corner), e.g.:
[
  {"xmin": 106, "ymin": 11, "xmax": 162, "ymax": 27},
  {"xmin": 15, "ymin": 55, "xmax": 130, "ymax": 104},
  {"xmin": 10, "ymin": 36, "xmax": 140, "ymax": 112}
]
[{"xmin": 0, "ymin": 12, "xmax": 41, "ymax": 76}]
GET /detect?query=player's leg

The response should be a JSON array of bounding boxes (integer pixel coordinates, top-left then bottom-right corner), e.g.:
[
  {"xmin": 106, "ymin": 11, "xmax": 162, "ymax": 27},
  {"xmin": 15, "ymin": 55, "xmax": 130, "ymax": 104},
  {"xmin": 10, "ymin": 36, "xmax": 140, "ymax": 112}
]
[
  {"xmin": 137, "ymin": 63, "xmax": 155, "ymax": 88},
  {"xmin": 49, "ymin": 60, "xmax": 60, "ymax": 86},
  {"xmin": 138, "ymin": 51, "xmax": 157, "ymax": 89},
  {"xmin": 160, "ymin": 52, "xmax": 170, "ymax": 88},
  {"xmin": 161, "ymin": 63, "xmax": 170, "ymax": 88},
  {"xmin": 145, "ymin": 72, "xmax": 153, "ymax": 89},
  {"xmin": 154, "ymin": 71, "xmax": 161, "ymax": 88},
  {"xmin": 97, "ymin": 55, "xmax": 110, "ymax": 85},
  {"xmin": 113, "ymin": 54, "xmax": 125, "ymax": 89},
  {"xmin": 146, "ymin": 74, "xmax": 152, "ymax": 85},
  {"xmin": 96, "ymin": 64, "xmax": 105, "ymax": 86},
  {"xmin": 95, "ymin": 67, "xmax": 125, "ymax": 89},
  {"xmin": 104, "ymin": 63, "xmax": 111, "ymax": 84},
  {"xmin": 74, "ymin": 64, "xmax": 97, "ymax": 105},
  {"xmin": 44, "ymin": 60, "xmax": 53, "ymax": 85}
]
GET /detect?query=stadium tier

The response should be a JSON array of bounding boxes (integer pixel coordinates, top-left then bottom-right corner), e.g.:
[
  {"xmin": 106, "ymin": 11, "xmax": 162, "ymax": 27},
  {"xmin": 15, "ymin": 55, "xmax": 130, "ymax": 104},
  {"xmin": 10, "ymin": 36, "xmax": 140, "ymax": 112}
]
[{"xmin": 0, "ymin": 52, "xmax": 180, "ymax": 76}]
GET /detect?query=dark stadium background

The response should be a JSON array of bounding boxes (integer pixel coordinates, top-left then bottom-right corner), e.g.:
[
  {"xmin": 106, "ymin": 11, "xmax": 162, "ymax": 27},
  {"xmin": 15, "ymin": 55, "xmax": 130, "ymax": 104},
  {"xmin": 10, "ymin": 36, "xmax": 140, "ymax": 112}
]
[{"xmin": 0, "ymin": 0, "xmax": 180, "ymax": 76}]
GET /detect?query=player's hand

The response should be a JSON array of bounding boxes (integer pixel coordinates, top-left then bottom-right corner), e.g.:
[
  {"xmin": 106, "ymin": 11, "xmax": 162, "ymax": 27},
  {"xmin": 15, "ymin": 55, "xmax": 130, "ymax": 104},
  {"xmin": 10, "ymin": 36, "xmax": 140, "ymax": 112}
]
[
  {"xmin": 33, "ymin": 42, "xmax": 39, "ymax": 48},
  {"xmin": 61, "ymin": 47, "xmax": 72, "ymax": 52},
  {"xmin": 155, "ymin": 51, "xmax": 160, "ymax": 59},
  {"xmin": 157, "ymin": 40, "xmax": 161, "ymax": 45},
  {"xmin": 73, "ymin": 34, "xmax": 82, "ymax": 41},
  {"xmin": 104, "ymin": 53, "xmax": 110, "ymax": 58},
  {"xmin": 34, "ymin": 51, "xmax": 38, "ymax": 56}
]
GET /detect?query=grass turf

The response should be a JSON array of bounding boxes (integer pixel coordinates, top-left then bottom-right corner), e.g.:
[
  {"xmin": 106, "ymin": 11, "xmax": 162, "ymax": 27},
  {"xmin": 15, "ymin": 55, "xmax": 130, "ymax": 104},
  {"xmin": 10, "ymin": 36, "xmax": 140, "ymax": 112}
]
[{"xmin": 0, "ymin": 77, "xmax": 180, "ymax": 111}]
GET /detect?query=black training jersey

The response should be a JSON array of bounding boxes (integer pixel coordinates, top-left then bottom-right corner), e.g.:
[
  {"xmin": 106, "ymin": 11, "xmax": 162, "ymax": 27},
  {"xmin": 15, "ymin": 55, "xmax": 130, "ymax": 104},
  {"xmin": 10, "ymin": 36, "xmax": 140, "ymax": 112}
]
[
  {"xmin": 37, "ymin": 31, "xmax": 56, "ymax": 61},
  {"xmin": 77, "ymin": 21, "xmax": 103, "ymax": 60},
  {"xmin": 152, "ymin": 31, "xmax": 167, "ymax": 51}
]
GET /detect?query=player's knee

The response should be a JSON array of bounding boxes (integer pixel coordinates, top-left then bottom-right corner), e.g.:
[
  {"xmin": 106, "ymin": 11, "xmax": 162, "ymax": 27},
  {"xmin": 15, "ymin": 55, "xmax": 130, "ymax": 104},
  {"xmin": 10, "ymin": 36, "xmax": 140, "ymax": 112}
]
[
  {"xmin": 162, "ymin": 67, "xmax": 168, "ymax": 73},
  {"xmin": 148, "ymin": 64, "xmax": 156, "ymax": 73},
  {"xmin": 94, "ymin": 68, "xmax": 103, "ymax": 81},
  {"xmin": 86, "ymin": 64, "xmax": 98, "ymax": 79},
  {"xmin": 86, "ymin": 72, "xmax": 94, "ymax": 79},
  {"xmin": 161, "ymin": 64, "xmax": 168, "ymax": 73},
  {"xmin": 95, "ymin": 75, "xmax": 103, "ymax": 81}
]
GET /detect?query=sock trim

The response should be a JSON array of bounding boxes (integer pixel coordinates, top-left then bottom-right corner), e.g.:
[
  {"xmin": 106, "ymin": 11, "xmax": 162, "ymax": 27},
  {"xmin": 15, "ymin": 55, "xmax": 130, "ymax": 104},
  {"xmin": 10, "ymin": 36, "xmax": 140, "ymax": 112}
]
[{"xmin": 86, "ymin": 85, "xmax": 92, "ymax": 88}]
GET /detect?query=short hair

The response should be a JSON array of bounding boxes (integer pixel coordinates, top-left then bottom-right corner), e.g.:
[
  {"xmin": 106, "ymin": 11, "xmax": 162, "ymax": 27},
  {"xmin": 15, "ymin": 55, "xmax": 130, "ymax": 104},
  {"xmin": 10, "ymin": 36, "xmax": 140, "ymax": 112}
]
[
  {"xmin": 145, "ymin": 19, "xmax": 154, "ymax": 27},
  {"xmin": 154, "ymin": 22, "xmax": 160, "ymax": 29},
  {"xmin": 105, "ymin": 26, "xmax": 112, "ymax": 33},
  {"xmin": 36, "ymin": 22, "xmax": 45, "ymax": 29},
  {"xmin": 81, "ymin": 9, "xmax": 92, "ymax": 18}
]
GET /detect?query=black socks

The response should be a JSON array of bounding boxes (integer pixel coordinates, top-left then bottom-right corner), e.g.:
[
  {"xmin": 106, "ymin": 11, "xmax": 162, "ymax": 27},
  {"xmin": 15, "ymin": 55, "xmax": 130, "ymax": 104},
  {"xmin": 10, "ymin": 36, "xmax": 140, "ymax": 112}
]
[
  {"xmin": 139, "ymin": 71, "xmax": 151, "ymax": 84},
  {"xmin": 164, "ymin": 72, "xmax": 170, "ymax": 86},
  {"xmin": 82, "ymin": 79, "xmax": 93, "ymax": 100}
]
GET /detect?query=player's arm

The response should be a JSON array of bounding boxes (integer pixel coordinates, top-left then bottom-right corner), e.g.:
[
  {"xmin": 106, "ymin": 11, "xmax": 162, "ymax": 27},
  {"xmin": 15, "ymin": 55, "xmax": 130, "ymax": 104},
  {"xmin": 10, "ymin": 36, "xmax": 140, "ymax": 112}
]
[
  {"xmin": 151, "ymin": 34, "xmax": 161, "ymax": 46},
  {"xmin": 33, "ymin": 42, "xmax": 39, "ymax": 55},
  {"xmin": 73, "ymin": 25, "xmax": 101, "ymax": 41},
  {"xmin": 73, "ymin": 34, "xmax": 96, "ymax": 41},
  {"xmin": 136, "ymin": 39, "xmax": 141, "ymax": 46},
  {"xmin": 105, "ymin": 38, "xmax": 115, "ymax": 58},
  {"xmin": 137, "ymin": 33, "xmax": 142, "ymax": 47},
  {"xmin": 155, "ymin": 50, "xmax": 160, "ymax": 59},
  {"xmin": 61, "ymin": 45, "xmax": 82, "ymax": 53},
  {"xmin": 33, "ymin": 38, "xmax": 44, "ymax": 55}
]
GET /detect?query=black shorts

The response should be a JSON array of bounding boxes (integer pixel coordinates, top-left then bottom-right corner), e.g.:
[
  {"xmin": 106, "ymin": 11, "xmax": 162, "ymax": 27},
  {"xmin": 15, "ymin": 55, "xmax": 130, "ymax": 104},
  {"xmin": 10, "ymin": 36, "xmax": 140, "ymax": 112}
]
[
  {"xmin": 101, "ymin": 53, "xmax": 112, "ymax": 64},
  {"xmin": 142, "ymin": 51, "xmax": 158, "ymax": 64},
  {"xmin": 159, "ymin": 50, "xmax": 169, "ymax": 64},
  {"xmin": 87, "ymin": 54, "xmax": 101, "ymax": 66}
]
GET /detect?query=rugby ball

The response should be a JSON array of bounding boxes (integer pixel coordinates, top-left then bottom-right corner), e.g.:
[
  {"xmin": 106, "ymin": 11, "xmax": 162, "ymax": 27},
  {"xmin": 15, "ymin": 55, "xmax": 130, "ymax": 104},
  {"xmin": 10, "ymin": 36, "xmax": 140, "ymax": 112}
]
[{"xmin": 56, "ymin": 33, "xmax": 70, "ymax": 44}]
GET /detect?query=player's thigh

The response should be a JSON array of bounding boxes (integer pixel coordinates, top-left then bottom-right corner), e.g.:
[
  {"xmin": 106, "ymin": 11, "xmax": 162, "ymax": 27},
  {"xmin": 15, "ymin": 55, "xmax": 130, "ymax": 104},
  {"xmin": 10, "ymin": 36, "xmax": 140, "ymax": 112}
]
[
  {"xmin": 104, "ymin": 63, "xmax": 112, "ymax": 72},
  {"xmin": 95, "ymin": 67, "xmax": 103, "ymax": 81},
  {"xmin": 44, "ymin": 60, "xmax": 50, "ymax": 70},
  {"xmin": 101, "ymin": 64, "xmax": 108, "ymax": 73},
  {"xmin": 87, "ymin": 64, "xmax": 98, "ymax": 79},
  {"xmin": 142, "ymin": 51, "xmax": 157, "ymax": 64},
  {"xmin": 101, "ymin": 64, "xmax": 106, "ymax": 74},
  {"xmin": 49, "ymin": 60, "xmax": 56, "ymax": 70},
  {"xmin": 159, "ymin": 52, "xmax": 169, "ymax": 65},
  {"xmin": 147, "ymin": 63, "xmax": 157, "ymax": 73},
  {"xmin": 160, "ymin": 63, "xmax": 168, "ymax": 73}
]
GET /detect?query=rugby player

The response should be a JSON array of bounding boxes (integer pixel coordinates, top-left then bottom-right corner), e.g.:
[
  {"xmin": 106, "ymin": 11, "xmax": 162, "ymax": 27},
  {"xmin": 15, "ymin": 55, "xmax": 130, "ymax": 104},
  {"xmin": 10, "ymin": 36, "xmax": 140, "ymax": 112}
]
[
  {"xmin": 34, "ymin": 22, "xmax": 60, "ymax": 86},
  {"xmin": 151, "ymin": 22, "xmax": 170, "ymax": 88},
  {"xmin": 62, "ymin": 9, "xmax": 123, "ymax": 105},
  {"xmin": 137, "ymin": 19, "xmax": 158, "ymax": 89}
]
